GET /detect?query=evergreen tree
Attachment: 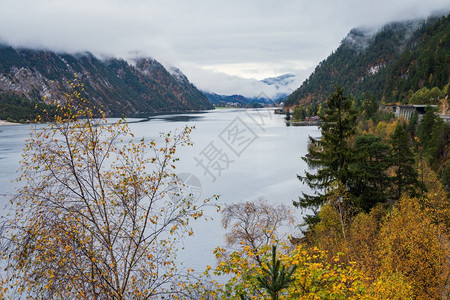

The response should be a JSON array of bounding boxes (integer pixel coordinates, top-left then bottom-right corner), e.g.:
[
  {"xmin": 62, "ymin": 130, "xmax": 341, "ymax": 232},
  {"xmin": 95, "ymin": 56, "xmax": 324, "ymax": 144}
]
[
  {"xmin": 351, "ymin": 134, "xmax": 391, "ymax": 211},
  {"xmin": 417, "ymin": 106, "xmax": 438, "ymax": 150},
  {"xmin": 441, "ymin": 163, "xmax": 450, "ymax": 193},
  {"xmin": 428, "ymin": 117, "xmax": 449, "ymax": 169},
  {"xmin": 295, "ymin": 86, "xmax": 358, "ymax": 224},
  {"xmin": 389, "ymin": 123, "xmax": 419, "ymax": 200},
  {"xmin": 256, "ymin": 246, "xmax": 297, "ymax": 300},
  {"xmin": 407, "ymin": 110, "xmax": 419, "ymax": 138},
  {"xmin": 362, "ymin": 97, "xmax": 379, "ymax": 119},
  {"xmin": 285, "ymin": 110, "xmax": 291, "ymax": 121}
]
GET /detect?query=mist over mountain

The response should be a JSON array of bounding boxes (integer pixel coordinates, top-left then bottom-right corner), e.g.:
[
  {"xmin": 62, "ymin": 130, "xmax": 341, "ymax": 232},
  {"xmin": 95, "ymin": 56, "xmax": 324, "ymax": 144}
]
[
  {"xmin": 202, "ymin": 91, "xmax": 277, "ymax": 107},
  {"xmin": 203, "ymin": 73, "xmax": 298, "ymax": 106},
  {"xmin": 285, "ymin": 13, "xmax": 450, "ymax": 106},
  {"xmin": 260, "ymin": 73, "xmax": 297, "ymax": 100},
  {"xmin": 2, "ymin": 11, "xmax": 448, "ymax": 121},
  {"xmin": 0, "ymin": 45, "xmax": 212, "ymax": 119}
]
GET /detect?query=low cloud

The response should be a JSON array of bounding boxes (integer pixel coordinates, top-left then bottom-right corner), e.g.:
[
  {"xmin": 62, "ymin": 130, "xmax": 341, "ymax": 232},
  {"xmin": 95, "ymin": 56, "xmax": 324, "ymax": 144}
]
[
  {"xmin": 179, "ymin": 63, "xmax": 309, "ymax": 99},
  {"xmin": 0, "ymin": 0, "xmax": 449, "ymax": 96}
]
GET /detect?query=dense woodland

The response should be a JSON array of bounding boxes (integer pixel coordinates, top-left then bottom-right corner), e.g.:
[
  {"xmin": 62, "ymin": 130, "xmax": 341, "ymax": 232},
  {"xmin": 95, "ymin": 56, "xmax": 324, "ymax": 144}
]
[{"xmin": 0, "ymin": 93, "xmax": 56, "ymax": 122}]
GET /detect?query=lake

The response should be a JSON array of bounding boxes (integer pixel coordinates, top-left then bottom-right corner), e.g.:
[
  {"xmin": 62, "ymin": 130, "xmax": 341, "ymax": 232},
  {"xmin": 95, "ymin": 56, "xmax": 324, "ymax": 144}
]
[{"xmin": 0, "ymin": 108, "xmax": 320, "ymax": 273}]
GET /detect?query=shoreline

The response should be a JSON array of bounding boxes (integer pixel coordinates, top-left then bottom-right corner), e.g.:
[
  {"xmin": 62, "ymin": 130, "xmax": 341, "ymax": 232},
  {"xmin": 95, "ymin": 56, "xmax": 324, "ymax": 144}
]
[
  {"xmin": 286, "ymin": 120, "xmax": 321, "ymax": 126},
  {"xmin": 0, "ymin": 120, "xmax": 19, "ymax": 126}
]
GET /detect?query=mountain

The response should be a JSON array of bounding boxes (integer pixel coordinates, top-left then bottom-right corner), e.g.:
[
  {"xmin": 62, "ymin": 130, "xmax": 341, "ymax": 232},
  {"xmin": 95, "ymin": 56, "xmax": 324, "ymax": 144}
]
[
  {"xmin": 261, "ymin": 73, "xmax": 297, "ymax": 100},
  {"xmin": 203, "ymin": 92, "xmax": 274, "ymax": 108},
  {"xmin": 0, "ymin": 45, "xmax": 212, "ymax": 119},
  {"xmin": 203, "ymin": 73, "xmax": 297, "ymax": 107},
  {"xmin": 285, "ymin": 13, "xmax": 450, "ymax": 107},
  {"xmin": 204, "ymin": 93, "xmax": 250, "ymax": 105}
]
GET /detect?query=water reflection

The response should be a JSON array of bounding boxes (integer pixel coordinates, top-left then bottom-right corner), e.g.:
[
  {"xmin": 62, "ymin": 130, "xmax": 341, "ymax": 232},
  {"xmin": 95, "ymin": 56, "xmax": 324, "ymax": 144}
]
[
  {"xmin": 125, "ymin": 111, "xmax": 209, "ymax": 124},
  {"xmin": 151, "ymin": 115, "xmax": 205, "ymax": 122}
]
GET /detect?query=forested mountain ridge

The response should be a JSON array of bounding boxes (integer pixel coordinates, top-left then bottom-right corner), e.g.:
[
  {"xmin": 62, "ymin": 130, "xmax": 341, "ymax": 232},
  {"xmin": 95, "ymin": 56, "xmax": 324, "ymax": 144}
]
[
  {"xmin": 0, "ymin": 45, "xmax": 212, "ymax": 120},
  {"xmin": 385, "ymin": 14, "xmax": 450, "ymax": 101},
  {"xmin": 285, "ymin": 13, "xmax": 450, "ymax": 107}
]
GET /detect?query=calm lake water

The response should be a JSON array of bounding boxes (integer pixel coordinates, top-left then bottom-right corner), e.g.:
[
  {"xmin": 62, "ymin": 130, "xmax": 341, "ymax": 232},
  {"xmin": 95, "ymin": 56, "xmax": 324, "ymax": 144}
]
[{"xmin": 0, "ymin": 109, "xmax": 319, "ymax": 273}]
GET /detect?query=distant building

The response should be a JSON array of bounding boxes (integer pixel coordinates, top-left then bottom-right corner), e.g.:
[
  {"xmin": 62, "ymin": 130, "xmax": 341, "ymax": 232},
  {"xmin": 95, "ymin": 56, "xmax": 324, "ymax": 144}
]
[
  {"xmin": 304, "ymin": 116, "xmax": 320, "ymax": 122},
  {"xmin": 381, "ymin": 104, "xmax": 449, "ymax": 124},
  {"xmin": 225, "ymin": 102, "xmax": 239, "ymax": 108},
  {"xmin": 441, "ymin": 115, "xmax": 450, "ymax": 124},
  {"xmin": 381, "ymin": 104, "xmax": 438, "ymax": 119},
  {"xmin": 274, "ymin": 108, "xmax": 284, "ymax": 114}
]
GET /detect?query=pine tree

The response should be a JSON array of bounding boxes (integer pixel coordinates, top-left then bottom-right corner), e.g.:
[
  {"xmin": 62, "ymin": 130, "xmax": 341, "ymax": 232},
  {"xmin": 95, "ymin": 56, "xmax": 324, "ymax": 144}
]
[
  {"xmin": 389, "ymin": 123, "xmax": 419, "ymax": 200},
  {"xmin": 407, "ymin": 110, "xmax": 419, "ymax": 138},
  {"xmin": 256, "ymin": 246, "xmax": 297, "ymax": 300},
  {"xmin": 295, "ymin": 86, "xmax": 358, "ymax": 224},
  {"xmin": 428, "ymin": 117, "xmax": 449, "ymax": 169},
  {"xmin": 351, "ymin": 134, "xmax": 391, "ymax": 211},
  {"xmin": 417, "ymin": 105, "xmax": 438, "ymax": 150}
]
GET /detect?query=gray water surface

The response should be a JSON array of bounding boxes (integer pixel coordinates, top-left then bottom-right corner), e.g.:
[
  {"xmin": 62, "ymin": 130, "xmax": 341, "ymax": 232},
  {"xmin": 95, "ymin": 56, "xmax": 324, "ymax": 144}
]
[{"xmin": 0, "ymin": 109, "xmax": 319, "ymax": 272}]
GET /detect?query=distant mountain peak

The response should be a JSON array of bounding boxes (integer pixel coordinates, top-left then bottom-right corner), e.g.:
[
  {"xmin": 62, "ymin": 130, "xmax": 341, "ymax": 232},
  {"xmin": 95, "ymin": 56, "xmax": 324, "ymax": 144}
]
[
  {"xmin": 342, "ymin": 28, "xmax": 376, "ymax": 51},
  {"xmin": 134, "ymin": 57, "xmax": 163, "ymax": 74},
  {"xmin": 261, "ymin": 73, "xmax": 296, "ymax": 86}
]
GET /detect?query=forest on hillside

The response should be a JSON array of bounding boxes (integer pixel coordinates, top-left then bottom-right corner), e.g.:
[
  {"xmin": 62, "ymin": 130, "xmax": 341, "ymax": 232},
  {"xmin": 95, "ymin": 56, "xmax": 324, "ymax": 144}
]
[{"xmin": 286, "ymin": 14, "xmax": 450, "ymax": 107}]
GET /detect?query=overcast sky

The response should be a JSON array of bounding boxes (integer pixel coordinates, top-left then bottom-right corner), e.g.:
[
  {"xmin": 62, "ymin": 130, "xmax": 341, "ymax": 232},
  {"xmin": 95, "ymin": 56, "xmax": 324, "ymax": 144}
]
[{"xmin": 0, "ymin": 0, "xmax": 449, "ymax": 97}]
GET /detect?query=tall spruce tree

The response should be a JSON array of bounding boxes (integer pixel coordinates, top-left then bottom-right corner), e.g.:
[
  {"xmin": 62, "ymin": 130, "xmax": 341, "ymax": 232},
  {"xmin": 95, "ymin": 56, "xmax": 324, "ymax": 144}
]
[
  {"xmin": 351, "ymin": 134, "xmax": 391, "ymax": 211},
  {"xmin": 417, "ymin": 106, "xmax": 438, "ymax": 150},
  {"xmin": 295, "ymin": 86, "xmax": 358, "ymax": 224},
  {"xmin": 428, "ymin": 117, "xmax": 449, "ymax": 169},
  {"xmin": 389, "ymin": 123, "xmax": 419, "ymax": 200},
  {"xmin": 407, "ymin": 110, "xmax": 419, "ymax": 138}
]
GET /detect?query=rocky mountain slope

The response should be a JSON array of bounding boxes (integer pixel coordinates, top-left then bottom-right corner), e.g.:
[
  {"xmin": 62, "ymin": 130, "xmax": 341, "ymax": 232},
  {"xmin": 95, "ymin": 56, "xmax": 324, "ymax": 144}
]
[{"xmin": 0, "ymin": 45, "xmax": 212, "ymax": 118}]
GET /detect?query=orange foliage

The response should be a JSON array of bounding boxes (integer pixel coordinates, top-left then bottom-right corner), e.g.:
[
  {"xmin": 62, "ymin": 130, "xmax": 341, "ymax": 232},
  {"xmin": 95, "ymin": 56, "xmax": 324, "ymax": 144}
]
[{"xmin": 377, "ymin": 196, "xmax": 449, "ymax": 299}]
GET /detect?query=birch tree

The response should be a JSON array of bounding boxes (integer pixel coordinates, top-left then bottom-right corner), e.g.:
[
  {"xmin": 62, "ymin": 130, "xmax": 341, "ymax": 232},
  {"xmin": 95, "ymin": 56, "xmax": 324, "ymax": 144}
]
[{"xmin": 0, "ymin": 84, "xmax": 214, "ymax": 299}]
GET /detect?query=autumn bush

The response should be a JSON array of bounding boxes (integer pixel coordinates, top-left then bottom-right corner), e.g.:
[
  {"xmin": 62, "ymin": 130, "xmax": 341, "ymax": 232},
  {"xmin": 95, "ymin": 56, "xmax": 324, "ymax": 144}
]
[
  {"xmin": 378, "ymin": 195, "xmax": 449, "ymax": 299},
  {"xmin": 196, "ymin": 200, "xmax": 417, "ymax": 299}
]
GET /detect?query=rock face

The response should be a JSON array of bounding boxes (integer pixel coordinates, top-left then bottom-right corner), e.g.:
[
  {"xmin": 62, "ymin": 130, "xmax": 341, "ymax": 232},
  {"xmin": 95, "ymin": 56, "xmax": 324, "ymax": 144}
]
[{"xmin": 0, "ymin": 45, "xmax": 213, "ymax": 116}]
